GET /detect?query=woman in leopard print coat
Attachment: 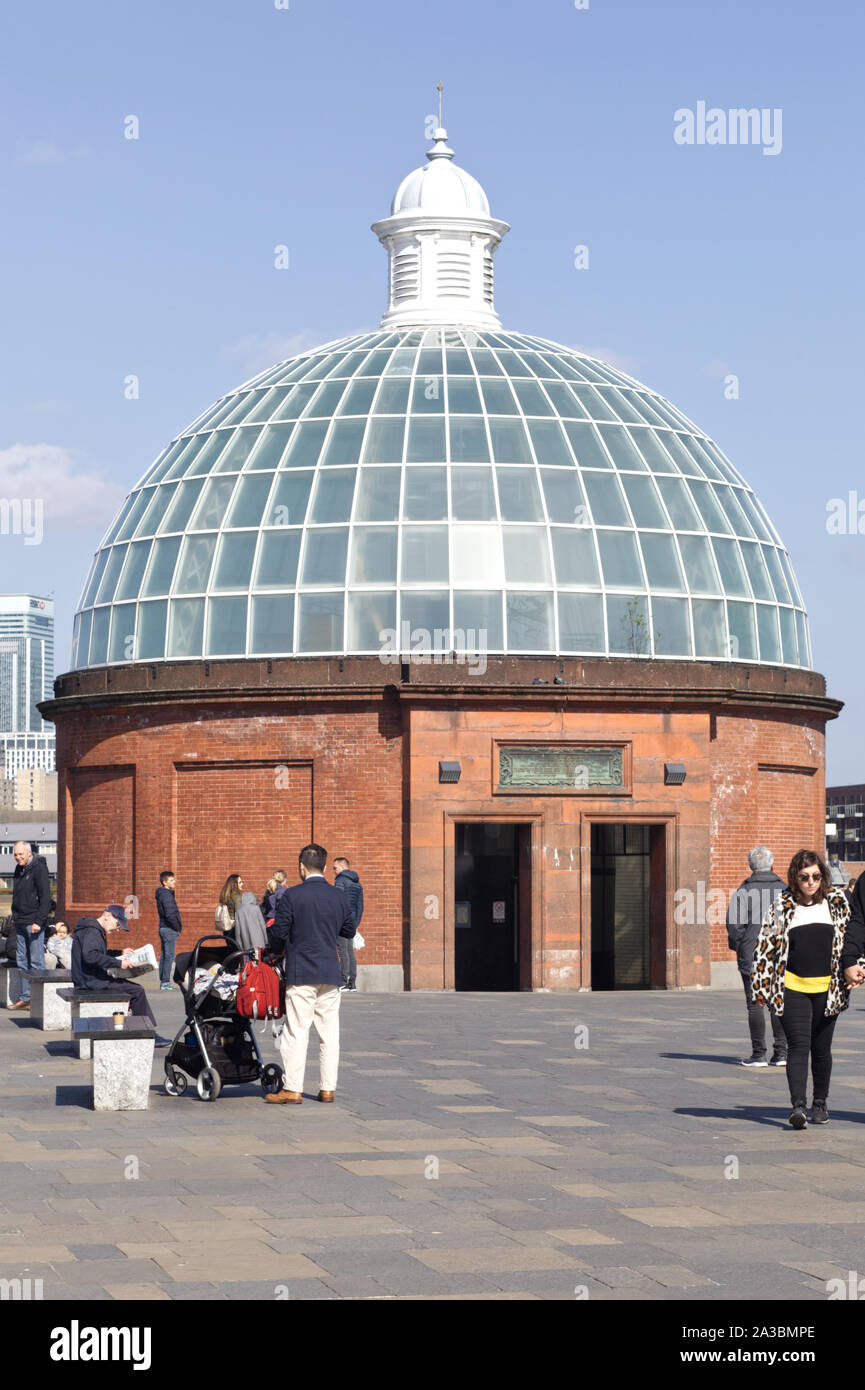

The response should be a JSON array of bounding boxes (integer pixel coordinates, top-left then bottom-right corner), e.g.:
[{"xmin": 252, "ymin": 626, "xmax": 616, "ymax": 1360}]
[{"xmin": 750, "ymin": 885, "xmax": 854, "ymax": 1018}]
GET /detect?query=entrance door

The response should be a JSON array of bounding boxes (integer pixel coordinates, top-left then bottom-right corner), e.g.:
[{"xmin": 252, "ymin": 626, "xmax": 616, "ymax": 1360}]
[
  {"xmin": 590, "ymin": 823, "xmax": 665, "ymax": 989},
  {"xmin": 454, "ymin": 822, "xmax": 523, "ymax": 990}
]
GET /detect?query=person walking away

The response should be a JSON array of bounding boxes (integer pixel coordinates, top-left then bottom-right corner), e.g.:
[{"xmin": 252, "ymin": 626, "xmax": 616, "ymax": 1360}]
[
  {"xmin": 261, "ymin": 878, "xmax": 277, "ymax": 919},
  {"xmin": 70, "ymin": 904, "xmax": 171, "ymax": 1046},
  {"xmin": 726, "ymin": 846, "xmax": 787, "ymax": 1067},
  {"xmin": 266, "ymin": 844, "xmax": 355, "ymax": 1105},
  {"xmin": 156, "ymin": 870, "xmax": 183, "ymax": 991},
  {"xmin": 232, "ymin": 890, "xmax": 269, "ymax": 951},
  {"xmin": 45, "ymin": 921, "xmax": 72, "ymax": 970},
  {"xmin": 751, "ymin": 850, "xmax": 861, "ymax": 1129},
  {"xmin": 9, "ymin": 840, "xmax": 51, "ymax": 1010},
  {"xmin": 333, "ymin": 857, "xmax": 363, "ymax": 991},
  {"xmin": 266, "ymin": 869, "xmax": 288, "ymax": 921},
  {"xmin": 215, "ymin": 874, "xmax": 244, "ymax": 937}
]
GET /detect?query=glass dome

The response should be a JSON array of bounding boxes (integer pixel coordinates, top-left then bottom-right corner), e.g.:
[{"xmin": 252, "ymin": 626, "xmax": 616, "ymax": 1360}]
[{"xmin": 71, "ymin": 326, "xmax": 810, "ymax": 670}]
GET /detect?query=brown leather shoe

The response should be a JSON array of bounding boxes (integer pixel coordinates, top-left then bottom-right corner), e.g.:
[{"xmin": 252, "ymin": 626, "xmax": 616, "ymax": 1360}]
[
  {"xmin": 317, "ymin": 1090, "xmax": 335, "ymax": 1103},
  {"xmin": 9, "ymin": 999, "xmax": 29, "ymax": 1010},
  {"xmin": 265, "ymin": 1090, "xmax": 302, "ymax": 1105}
]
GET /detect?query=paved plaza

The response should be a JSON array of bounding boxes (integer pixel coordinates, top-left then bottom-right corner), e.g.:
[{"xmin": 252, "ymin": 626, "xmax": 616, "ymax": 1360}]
[{"xmin": 3, "ymin": 985, "xmax": 865, "ymax": 1301}]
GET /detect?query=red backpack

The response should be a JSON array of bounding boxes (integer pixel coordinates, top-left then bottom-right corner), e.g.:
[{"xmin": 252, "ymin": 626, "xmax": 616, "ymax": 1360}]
[{"xmin": 235, "ymin": 953, "xmax": 284, "ymax": 1020}]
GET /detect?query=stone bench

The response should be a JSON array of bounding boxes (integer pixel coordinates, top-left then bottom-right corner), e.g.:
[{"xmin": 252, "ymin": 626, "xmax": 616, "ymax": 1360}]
[
  {"xmin": 73, "ymin": 1017, "xmax": 156, "ymax": 1111},
  {"xmin": 22, "ymin": 969, "xmax": 74, "ymax": 1030},
  {"xmin": 0, "ymin": 959, "xmax": 21, "ymax": 1008},
  {"xmin": 58, "ymin": 990, "xmax": 131, "ymax": 1058}
]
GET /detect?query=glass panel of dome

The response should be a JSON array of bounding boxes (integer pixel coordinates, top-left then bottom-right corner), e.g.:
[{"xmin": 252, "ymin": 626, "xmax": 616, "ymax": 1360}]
[
  {"xmin": 479, "ymin": 379, "xmax": 519, "ymax": 415},
  {"xmin": 492, "ymin": 351, "xmax": 533, "ymax": 378},
  {"xmin": 410, "ymin": 376, "xmax": 444, "ymax": 414},
  {"xmin": 382, "ymin": 348, "xmax": 416, "ymax": 377},
  {"xmin": 212, "ymin": 427, "xmax": 264, "ymax": 474},
  {"xmin": 350, "ymin": 527, "xmax": 398, "ymax": 583},
  {"xmin": 167, "ymin": 597, "xmax": 205, "ymax": 659},
  {"xmin": 597, "ymin": 531, "xmax": 644, "ymax": 588},
  {"xmin": 659, "ymin": 433, "xmax": 702, "ymax": 476},
  {"xmin": 157, "ymin": 436, "xmax": 193, "ymax": 477},
  {"xmin": 142, "ymin": 536, "xmax": 182, "ymax": 596},
  {"xmin": 137, "ymin": 600, "xmax": 167, "ymax": 660},
  {"xmin": 618, "ymin": 391, "xmax": 669, "ymax": 429},
  {"xmin": 761, "ymin": 545, "xmax": 791, "ymax": 603},
  {"xmin": 100, "ymin": 494, "xmax": 136, "ymax": 548},
  {"xmin": 189, "ymin": 476, "xmax": 239, "ymax": 532},
  {"xmin": 595, "ymin": 388, "xmax": 643, "ymax": 426},
  {"xmin": 542, "ymin": 355, "xmax": 586, "ymax": 382},
  {"xmin": 735, "ymin": 489, "xmax": 773, "ymax": 542},
  {"xmin": 82, "ymin": 550, "xmax": 110, "ymax": 607},
  {"xmin": 222, "ymin": 473, "xmax": 272, "ymax": 530},
  {"xmin": 95, "ymin": 545, "xmax": 128, "ymax": 605},
  {"xmin": 400, "ymin": 592, "xmax": 449, "ymax": 646},
  {"xmin": 496, "ymin": 468, "xmax": 543, "ymax": 522},
  {"xmin": 756, "ymin": 604, "xmax": 782, "ymax": 663},
  {"xmin": 710, "ymin": 537, "xmax": 751, "ymax": 597},
  {"xmin": 512, "ymin": 381, "xmax": 554, "ymax": 416},
  {"xmin": 453, "ymin": 592, "xmax": 504, "ymax": 649},
  {"xmin": 403, "ymin": 467, "xmax": 447, "ymax": 521},
  {"xmin": 795, "ymin": 609, "xmax": 810, "ymax": 667},
  {"xmin": 406, "ymin": 418, "xmax": 447, "ymax": 463},
  {"xmin": 417, "ymin": 348, "xmax": 444, "ymax": 376},
  {"xmin": 540, "ymin": 382, "xmax": 587, "ymax": 418},
  {"xmin": 355, "ymin": 467, "xmax": 401, "ymax": 521},
  {"xmin": 621, "ymin": 476, "xmax": 668, "ymax": 528},
  {"xmin": 600, "ymin": 426, "xmax": 649, "ymax": 473},
  {"xmin": 630, "ymin": 431, "xmax": 676, "ymax": 476},
  {"xmin": 241, "ymin": 387, "xmax": 292, "ymax": 425},
  {"xmin": 282, "ymin": 420, "xmax": 328, "ymax": 469},
  {"xmin": 651, "ymin": 597, "xmax": 691, "ymax": 656},
  {"xmin": 568, "ymin": 386, "xmax": 618, "ymax": 422},
  {"xmin": 268, "ymin": 470, "xmax": 313, "ymax": 526},
  {"xmin": 726, "ymin": 601, "xmax": 758, "ymax": 661},
  {"xmin": 211, "ymin": 533, "xmax": 256, "ymax": 591},
  {"xmin": 687, "ymin": 479, "xmax": 733, "ymax": 534},
  {"xmin": 541, "ymin": 469, "xmax": 586, "ymax": 524},
  {"xmin": 606, "ymin": 594, "xmax": 650, "ymax": 655},
  {"xmin": 449, "ymin": 416, "xmax": 490, "ymax": 463},
  {"xmin": 684, "ymin": 438, "xmax": 724, "ymax": 481},
  {"xmin": 272, "ymin": 383, "xmax": 319, "ymax": 420},
  {"xmin": 255, "ymin": 530, "xmax": 302, "ymax": 587},
  {"xmin": 738, "ymin": 540, "xmax": 774, "ymax": 600},
  {"xmin": 714, "ymin": 485, "xmax": 755, "ymax": 538},
  {"xmin": 115, "ymin": 491, "xmax": 153, "ymax": 543},
  {"xmin": 356, "ymin": 349, "xmax": 394, "ymax": 377},
  {"xmin": 301, "ymin": 355, "xmax": 341, "ymax": 383},
  {"xmin": 452, "ymin": 526, "xmax": 504, "ymax": 585},
  {"xmin": 115, "ymin": 541, "xmax": 152, "ymax": 600},
  {"xmin": 488, "ymin": 418, "xmax": 532, "ymax": 464},
  {"xmin": 108, "ymin": 603, "xmax": 136, "ymax": 664},
  {"xmin": 320, "ymin": 421, "xmax": 366, "ymax": 470},
  {"xmin": 300, "ymin": 528, "xmax": 349, "ymax": 586},
  {"xmin": 305, "ymin": 381, "xmax": 347, "ymax": 419},
  {"xmin": 700, "ymin": 439, "xmax": 744, "ymax": 486},
  {"xmin": 362, "ymin": 417, "xmax": 405, "ymax": 464},
  {"xmin": 503, "ymin": 527, "xmax": 552, "ymax": 585},
  {"xmin": 250, "ymin": 593, "xmax": 295, "ymax": 654},
  {"xmin": 89, "ymin": 608, "xmax": 110, "ymax": 665},
  {"xmin": 167, "ymin": 436, "xmax": 208, "ymax": 479},
  {"xmin": 444, "ymin": 378, "xmax": 482, "ymax": 414},
  {"xmin": 551, "ymin": 527, "xmax": 600, "ymax": 585},
  {"xmin": 526, "ymin": 420, "xmax": 574, "ymax": 469},
  {"xmin": 199, "ymin": 398, "xmax": 243, "ymax": 432},
  {"xmin": 507, "ymin": 592, "xmax": 554, "ymax": 650},
  {"xmin": 777, "ymin": 550, "xmax": 803, "ymax": 607},
  {"xmin": 678, "ymin": 534, "xmax": 721, "ymax": 593},
  {"xmin": 691, "ymin": 598, "xmax": 727, "ymax": 659},
  {"xmin": 583, "ymin": 473, "xmax": 629, "ymax": 526},
  {"xmin": 325, "ymin": 351, "xmax": 367, "ymax": 379},
  {"xmin": 174, "ymin": 534, "xmax": 217, "ymax": 594},
  {"xmin": 219, "ymin": 393, "xmax": 268, "ymax": 429},
  {"xmin": 186, "ymin": 433, "xmax": 230, "ymax": 477},
  {"xmin": 245, "ymin": 424, "xmax": 296, "ymax": 472},
  {"xmin": 468, "ymin": 348, "xmax": 504, "ymax": 376},
  {"xmin": 656, "ymin": 476, "xmax": 701, "ymax": 529},
  {"xmin": 346, "ymin": 591, "xmax": 396, "ymax": 651},
  {"xmin": 557, "ymin": 593, "xmax": 604, "ymax": 652},
  {"xmin": 206, "ymin": 596, "xmax": 248, "ymax": 656},
  {"xmin": 76, "ymin": 608, "xmax": 93, "ymax": 666},
  {"xmin": 309, "ymin": 470, "xmax": 356, "ymax": 525},
  {"xmin": 639, "ymin": 533, "xmax": 685, "ymax": 591},
  {"xmin": 401, "ymin": 526, "xmax": 449, "ymax": 583},
  {"xmin": 444, "ymin": 349, "xmax": 472, "ymax": 376},
  {"xmin": 451, "ymin": 467, "xmax": 496, "ymax": 521},
  {"xmin": 337, "ymin": 378, "xmax": 377, "ymax": 416},
  {"xmin": 562, "ymin": 422, "xmax": 612, "ymax": 469},
  {"xmin": 779, "ymin": 607, "xmax": 798, "ymax": 665}
]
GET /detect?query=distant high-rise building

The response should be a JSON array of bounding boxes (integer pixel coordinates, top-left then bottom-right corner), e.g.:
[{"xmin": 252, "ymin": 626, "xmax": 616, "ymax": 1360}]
[{"xmin": 0, "ymin": 595, "xmax": 55, "ymax": 783}]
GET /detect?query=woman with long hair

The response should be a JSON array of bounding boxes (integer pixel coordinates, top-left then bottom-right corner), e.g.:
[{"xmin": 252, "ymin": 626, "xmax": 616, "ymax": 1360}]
[
  {"xmin": 215, "ymin": 873, "xmax": 244, "ymax": 937},
  {"xmin": 751, "ymin": 849, "xmax": 862, "ymax": 1129}
]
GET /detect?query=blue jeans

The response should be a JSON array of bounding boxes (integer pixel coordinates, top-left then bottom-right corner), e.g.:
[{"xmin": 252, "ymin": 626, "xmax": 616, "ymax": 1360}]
[
  {"xmin": 15, "ymin": 927, "xmax": 46, "ymax": 1000},
  {"xmin": 159, "ymin": 927, "xmax": 180, "ymax": 985}
]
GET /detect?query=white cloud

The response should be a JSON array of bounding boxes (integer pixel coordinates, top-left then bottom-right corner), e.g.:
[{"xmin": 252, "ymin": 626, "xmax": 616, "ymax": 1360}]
[
  {"xmin": 16, "ymin": 141, "xmax": 91, "ymax": 166},
  {"xmin": 701, "ymin": 358, "xmax": 733, "ymax": 379},
  {"xmin": 222, "ymin": 330, "xmax": 326, "ymax": 378},
  {"xmin": 569, "ymin": 344, "xmax": 640, "ymax": 376},
  {"xmin": 0, "ymin": 444, "xmax": 125, "ymax": 529}
]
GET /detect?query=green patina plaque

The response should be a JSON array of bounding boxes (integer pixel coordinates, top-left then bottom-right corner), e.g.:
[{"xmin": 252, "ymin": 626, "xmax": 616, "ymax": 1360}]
[{"xmin": 498, "ymin": 745, "xmax": 623, "ymax": 790}]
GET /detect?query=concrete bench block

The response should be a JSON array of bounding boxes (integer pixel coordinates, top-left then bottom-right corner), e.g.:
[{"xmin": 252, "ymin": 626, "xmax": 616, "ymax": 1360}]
[
  {"xmin": 60, "ymin": 992, "xmax": 131, "ymax": 1058},
  {"xmin": 24, "ymin": 970, "xmax": 73, "ymax": 1030},
  {"xmin": 74, "ymin": 1020, "xmax": 156, "ymax": 1111},
  {"xmin": 1, "ymin": 962, "xmax": 22, "ymax": 1008}
]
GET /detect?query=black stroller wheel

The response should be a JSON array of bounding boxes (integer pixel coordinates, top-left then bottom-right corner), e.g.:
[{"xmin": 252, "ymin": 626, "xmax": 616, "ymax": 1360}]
[
  {"xmin": 261, "ymin": 1063, "xmax": 284, "ymax": 1095},
  {"xmin": 197, "ymin": 1066, "xmax": 222, "ymax": 1101},
  {"xmin": 163, "ymin": 1064, "xmax": 187, "ymax": 1097}
]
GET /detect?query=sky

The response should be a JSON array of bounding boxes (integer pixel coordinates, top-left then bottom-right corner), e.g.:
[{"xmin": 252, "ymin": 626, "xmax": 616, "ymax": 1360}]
[{"xmin": 1, "ymin": 0, "xmax": 862, "ymax": 780}]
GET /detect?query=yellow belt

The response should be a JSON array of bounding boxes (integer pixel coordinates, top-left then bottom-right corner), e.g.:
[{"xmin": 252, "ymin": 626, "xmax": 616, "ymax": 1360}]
[{"xmin": 784, "ymin": 970, "xmax": 831, "ymax": 994}]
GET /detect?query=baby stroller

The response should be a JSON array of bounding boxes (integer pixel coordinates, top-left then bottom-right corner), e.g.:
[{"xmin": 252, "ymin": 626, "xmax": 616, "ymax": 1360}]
[{"xmin": 163, "ymin": 935, "xmax": 284, "ymax": 1101}]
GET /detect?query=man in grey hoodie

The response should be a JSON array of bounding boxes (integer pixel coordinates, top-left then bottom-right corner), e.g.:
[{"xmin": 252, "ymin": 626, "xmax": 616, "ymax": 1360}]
[
  {"xmin": 726, "ymin": 846, "xmax": 787, "ymax": 1067},
  {"xmin": 333, "ymin": 858, "xmax": 363, "ymax": 991}
]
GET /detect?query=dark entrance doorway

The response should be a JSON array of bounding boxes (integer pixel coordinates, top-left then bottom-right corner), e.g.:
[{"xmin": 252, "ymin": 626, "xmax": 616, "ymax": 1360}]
[
  {"xmin": 454, "ymin": 822, "xmax": 528, "ymax": 990},
  {"xmin": 590, "ymin": 822, "xmax": 666, "ymax": 989}
]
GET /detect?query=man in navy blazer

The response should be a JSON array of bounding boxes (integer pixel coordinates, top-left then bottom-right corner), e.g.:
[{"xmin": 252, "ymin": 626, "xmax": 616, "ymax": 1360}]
[{"xmin": 266, "ymin": 843, "xmax": 355, "ymax": 1105}]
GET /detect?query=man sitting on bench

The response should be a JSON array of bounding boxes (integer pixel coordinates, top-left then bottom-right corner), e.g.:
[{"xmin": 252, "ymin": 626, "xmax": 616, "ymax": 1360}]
[{"xmin": 71, "ymin": 905, "xmax": 170, "ymax": 1046}]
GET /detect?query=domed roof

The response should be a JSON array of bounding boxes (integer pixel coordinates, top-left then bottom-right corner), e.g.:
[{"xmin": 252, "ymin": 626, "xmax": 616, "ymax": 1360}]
[
  {"xmin": 72, "ymin": 326, "xmax": 810, "ymax": 671},
  {"xmin": 391, "ymin": 128, "xmax": 491, "ymax": 217}
]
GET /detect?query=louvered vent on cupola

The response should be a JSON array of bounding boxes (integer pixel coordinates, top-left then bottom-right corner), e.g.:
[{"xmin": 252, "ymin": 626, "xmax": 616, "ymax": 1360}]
[
  {"xmin": 437, "ymin": 251, "xmax": 472, "ymax": 298},
  {"xmin": 482, "ymin": 249, "xmax": 494, "ymax": 306},
  {"xmin": 391, "ymin": 247, "xmax": 420, "ymax": 303}
]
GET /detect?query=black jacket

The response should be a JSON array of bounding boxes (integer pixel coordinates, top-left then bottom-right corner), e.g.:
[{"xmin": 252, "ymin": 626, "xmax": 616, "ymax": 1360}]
[
  {"xmin": 156, "ymin": 886, "xmax": 182, "ymax": 933},
  {"xmin": 270, "ymin": 875, "xmax": 355, "ymax": 987},
  {"xmin": 842, "ymin": 875, "xmax": 865, "ymax": 969},
  {"xmin": 11, "ymin": 854, "xmax": 51, "ymax": 931},
  {"xmin": 726, "ymin": 870, "xmax": 786, "ymax": 973},
  {"xmin": 334, "ymin": 869, "xmax": 364, "ymax": 927},
  {"xmin": 71, "ymin": 917, "xmax": 121, "ymax": 990}
]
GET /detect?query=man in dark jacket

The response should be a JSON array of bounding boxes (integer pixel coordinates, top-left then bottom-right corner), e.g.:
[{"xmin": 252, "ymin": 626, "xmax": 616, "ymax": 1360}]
[
  {"xmin": 71, "ymin": 905, "xmax": 169, "ymax": 1044},
  {"xmin": 266, "ymin": 843, "xmax": 355, "ymax": 1105},
  {"xmin": 333, "ymin": 857, "xmax": 363, "ymax": 992},
  {"xmin": 155, "ymin": 870, "xmax": 182, "ymax": 991},
  {"xmin": 726, "ymin": 846, "xmax": 787, "ymax": 1067},
  {"xmin": 8, "ymin": 840, "xmax": 52, "ymax": 1009}
]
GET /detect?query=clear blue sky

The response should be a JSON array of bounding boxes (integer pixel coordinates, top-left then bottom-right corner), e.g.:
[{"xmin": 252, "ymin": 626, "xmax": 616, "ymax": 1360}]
[{"xmin": 1, "ymin": 0, "xmax": 862, "ymax": 780}]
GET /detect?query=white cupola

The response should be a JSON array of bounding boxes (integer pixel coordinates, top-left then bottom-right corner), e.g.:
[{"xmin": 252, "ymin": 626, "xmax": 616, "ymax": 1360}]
[{"xmin": 372, "ymin": 123, "xmax": 509, "ymax": 331}]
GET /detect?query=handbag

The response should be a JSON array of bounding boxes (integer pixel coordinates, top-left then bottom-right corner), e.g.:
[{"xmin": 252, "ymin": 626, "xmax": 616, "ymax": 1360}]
[{"xmin": 354, "ymin": 931, "xmax": 365, "ymax": 950}]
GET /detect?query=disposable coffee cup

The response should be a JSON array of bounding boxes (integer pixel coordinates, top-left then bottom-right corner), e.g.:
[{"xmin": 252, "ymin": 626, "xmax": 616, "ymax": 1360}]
[{"xmin": 112, "ymin": 1011, "xmax": 124, "ymax": 1029}]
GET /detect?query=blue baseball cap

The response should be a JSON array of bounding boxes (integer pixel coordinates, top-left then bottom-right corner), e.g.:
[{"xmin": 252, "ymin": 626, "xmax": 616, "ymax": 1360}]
[{"xmin": 105, "ymin": 904, "xmax": 129, "ymax": 930}]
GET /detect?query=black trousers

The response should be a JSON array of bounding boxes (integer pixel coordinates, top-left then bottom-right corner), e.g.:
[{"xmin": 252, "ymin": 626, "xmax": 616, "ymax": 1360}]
[
  {"xmin": 780, "ymin": 988, "xmax": 838, "ymax": 1107},
  {"xmin": 100, "ymin": 982, "xmax": 157, "ymax": 1027},
  {"xmin": 741, "ymin": 972, "xmax": 786, "ymax": 1058}
]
